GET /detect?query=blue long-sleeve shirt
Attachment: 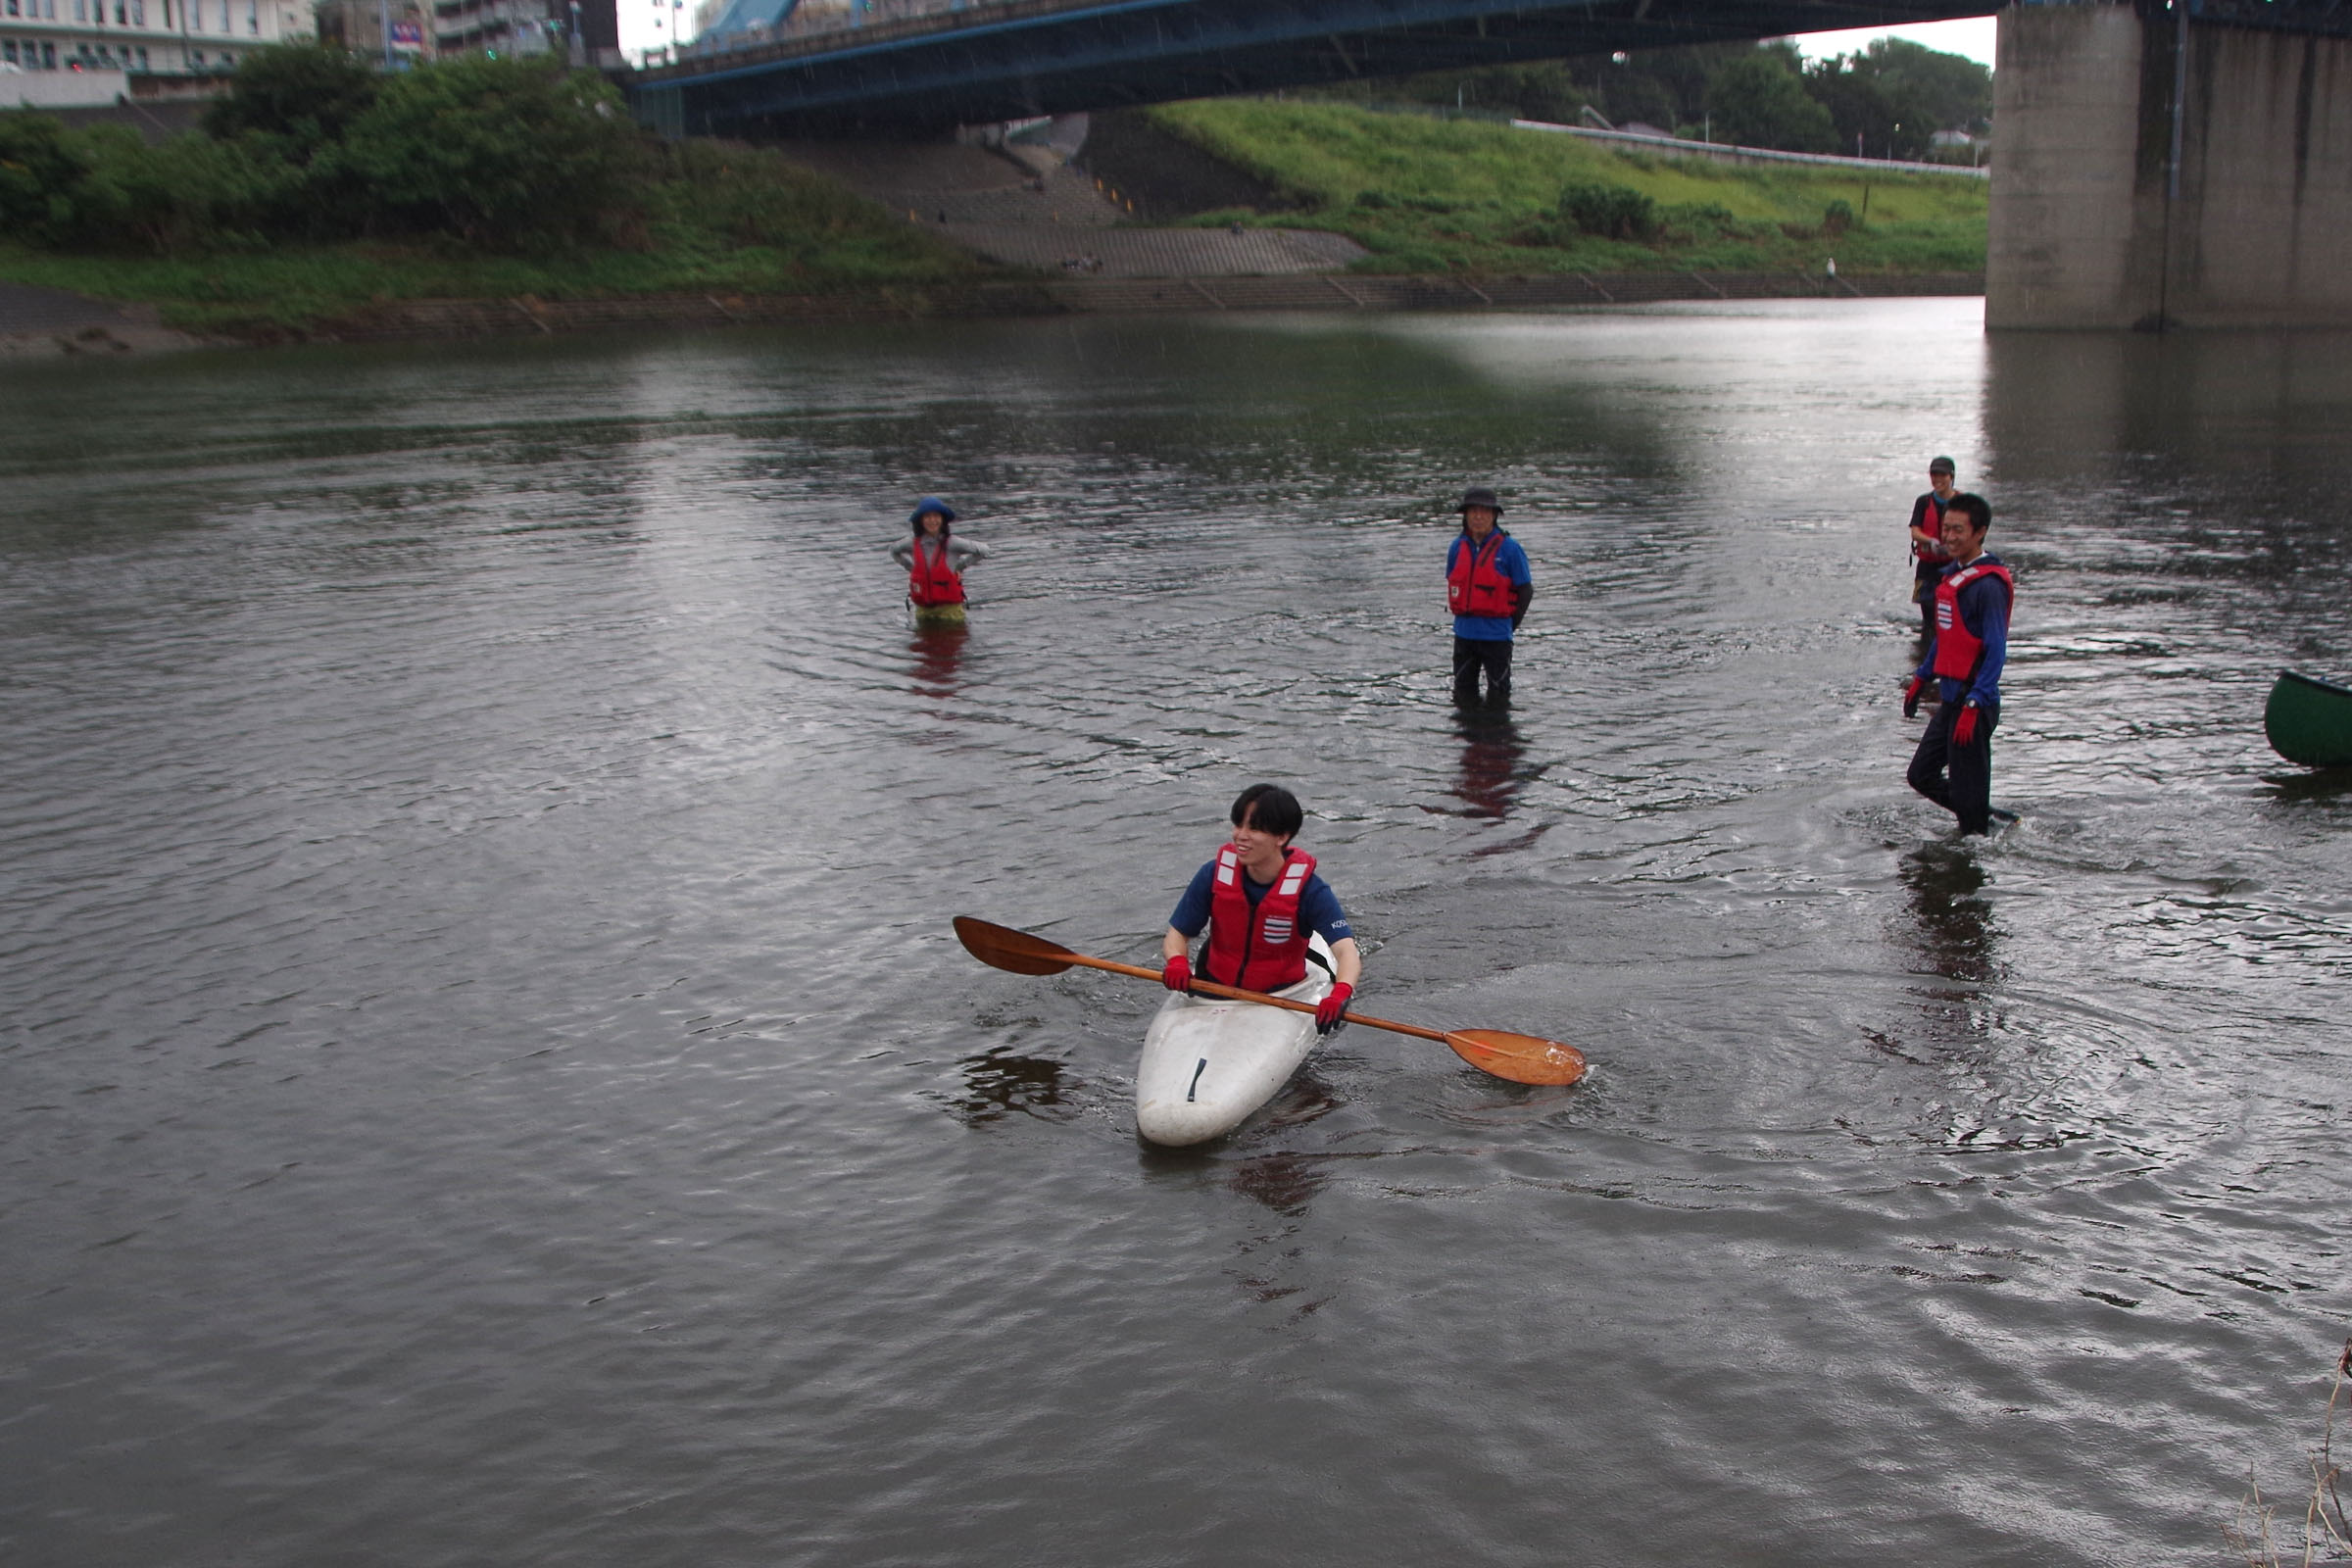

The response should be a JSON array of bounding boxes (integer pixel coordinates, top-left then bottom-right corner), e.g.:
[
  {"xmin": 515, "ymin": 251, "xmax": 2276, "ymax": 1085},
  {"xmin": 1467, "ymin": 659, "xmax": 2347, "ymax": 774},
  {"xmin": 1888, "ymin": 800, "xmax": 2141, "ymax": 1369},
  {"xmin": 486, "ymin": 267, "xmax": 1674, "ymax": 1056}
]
[
  {"xmin": 1915, "ymin": 552, "xmax": 2010, "ymax": 709},
  {"xmin": 1446, "ymin": 530, "xmax": 1533, "ymax": 642}
]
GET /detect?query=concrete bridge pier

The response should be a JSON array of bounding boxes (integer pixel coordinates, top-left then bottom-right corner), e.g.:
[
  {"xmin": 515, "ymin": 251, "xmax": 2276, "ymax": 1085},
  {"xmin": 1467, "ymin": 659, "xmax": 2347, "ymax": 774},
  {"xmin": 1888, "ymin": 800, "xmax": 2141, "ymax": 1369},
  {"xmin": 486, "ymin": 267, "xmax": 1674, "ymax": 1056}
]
[{"xmin": 1987, "ymin": 0, "xmax": 2352, "ymax": 329}]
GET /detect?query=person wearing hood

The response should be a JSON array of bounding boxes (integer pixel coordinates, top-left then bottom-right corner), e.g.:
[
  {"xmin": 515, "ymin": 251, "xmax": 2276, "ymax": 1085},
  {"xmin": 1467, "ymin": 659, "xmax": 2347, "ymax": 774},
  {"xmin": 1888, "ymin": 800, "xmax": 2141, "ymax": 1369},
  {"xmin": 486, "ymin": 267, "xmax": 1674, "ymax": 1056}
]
[
  {"xmin": 889, "ymin": 496, "xmax": 988, "ymax": 627},
  {"xmin": 1445, "ymin": 487, "xmax": 1534, "ymax": 707}
]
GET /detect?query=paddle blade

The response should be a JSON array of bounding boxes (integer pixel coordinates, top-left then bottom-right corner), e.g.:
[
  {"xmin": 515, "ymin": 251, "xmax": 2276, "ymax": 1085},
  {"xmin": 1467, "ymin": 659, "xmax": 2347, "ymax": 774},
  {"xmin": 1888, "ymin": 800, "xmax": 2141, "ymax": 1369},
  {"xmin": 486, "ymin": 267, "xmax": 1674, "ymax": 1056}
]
[
  {"xmin": 954, "ymin": 916, "xmax": 1080, "ymax": 977},
  {"xmin": 1444, "ymin": 1029, "xmax": 1588, "ymax": 1087}
]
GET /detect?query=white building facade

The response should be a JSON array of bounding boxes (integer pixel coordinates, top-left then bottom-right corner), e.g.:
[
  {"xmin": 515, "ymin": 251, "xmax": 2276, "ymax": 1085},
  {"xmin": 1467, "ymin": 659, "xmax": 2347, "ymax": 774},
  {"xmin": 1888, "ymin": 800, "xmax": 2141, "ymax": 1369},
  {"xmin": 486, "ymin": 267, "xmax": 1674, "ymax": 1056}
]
[{"xmin": 2, "ymin": 0, "xmax": 314, "ymax": 81}]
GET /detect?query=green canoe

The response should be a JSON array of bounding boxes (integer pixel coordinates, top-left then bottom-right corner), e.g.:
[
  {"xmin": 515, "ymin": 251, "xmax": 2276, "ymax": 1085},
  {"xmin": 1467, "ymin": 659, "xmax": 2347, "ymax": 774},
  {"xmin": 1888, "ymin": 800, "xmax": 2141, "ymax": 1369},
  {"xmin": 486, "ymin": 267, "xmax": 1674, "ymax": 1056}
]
[{"xmin": 2264, "ymin": 670, "xmax": 2352, "ymax": 768}]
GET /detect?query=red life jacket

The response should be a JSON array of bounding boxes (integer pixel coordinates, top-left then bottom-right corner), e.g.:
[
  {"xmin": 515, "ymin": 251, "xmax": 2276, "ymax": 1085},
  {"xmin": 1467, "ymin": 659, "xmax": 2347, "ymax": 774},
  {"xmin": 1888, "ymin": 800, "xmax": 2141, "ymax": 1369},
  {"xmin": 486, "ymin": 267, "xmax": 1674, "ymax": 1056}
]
[
  {"xmin": 1448, "ymin": 530, "xmax": 1514, "ymax": 617},
  {"xmin": 1931, "ymin": 559, "xmax": 2014, "ymax": 680},
  {"xmin": 1914, "ymin": 494, "xmax": 1954, "ymax": 564},
  {"xmin": 1202, "ymin": 844, "xmax": 1317, "ymax": 992},
  {"xmin": 907, "ymin": 538, "xmax": 965, "ymax": 608}
]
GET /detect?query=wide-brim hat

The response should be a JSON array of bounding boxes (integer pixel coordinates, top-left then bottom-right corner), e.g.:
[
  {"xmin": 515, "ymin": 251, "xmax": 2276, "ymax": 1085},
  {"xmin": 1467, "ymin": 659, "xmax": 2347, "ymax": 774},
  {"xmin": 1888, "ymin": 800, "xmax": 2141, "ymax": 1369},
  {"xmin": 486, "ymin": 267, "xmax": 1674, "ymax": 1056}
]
[
  {"xmin": 909, "ymin": 495, "xmax": 957, "ymax": 524},
  {"xmin": 1457, "ymin": 487, "xmax": 1503, "ymax": 515}
]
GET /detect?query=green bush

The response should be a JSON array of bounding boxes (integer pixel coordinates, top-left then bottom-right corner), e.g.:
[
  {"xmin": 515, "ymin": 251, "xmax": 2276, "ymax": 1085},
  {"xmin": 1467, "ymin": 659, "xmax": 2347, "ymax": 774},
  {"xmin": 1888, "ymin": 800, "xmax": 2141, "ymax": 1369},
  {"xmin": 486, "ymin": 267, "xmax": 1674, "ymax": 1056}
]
[
  {"xmin": 1558, "ymin": 180, "xmax": 1656, "ymax": 240},
  {"xmin": 1822, "ymin": 198, "xmax": 1856, "ymax": 237},
  {"xmin": 0, "ymin": 114, "xmax": 81, "ymax": 246},
  {"xmin": 204, "ymin": 43, "xmax": 381, "ymax": 158},
  {"xmin": 0, "ymin": 114, "xmax": 294, "ymax": 254},
  {"xmin": 330, "ymin": 56, "xmax": 645, "ymax": 248},
  {"xmin": 64, "ymin": 125, "xmax": 294, "ymax": 253}
]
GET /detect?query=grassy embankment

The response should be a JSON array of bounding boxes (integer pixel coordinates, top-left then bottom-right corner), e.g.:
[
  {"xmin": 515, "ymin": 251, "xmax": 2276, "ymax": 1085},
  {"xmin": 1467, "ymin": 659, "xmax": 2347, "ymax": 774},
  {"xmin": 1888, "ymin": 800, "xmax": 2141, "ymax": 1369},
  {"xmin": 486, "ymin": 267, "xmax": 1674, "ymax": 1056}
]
[
  {"xmin": 0, "ymin": 139, "xmax": 997, "ymax": 335},
  {"xmin": 1146, "ymin": 99, "xmax": 1987, "ymax": 275}
]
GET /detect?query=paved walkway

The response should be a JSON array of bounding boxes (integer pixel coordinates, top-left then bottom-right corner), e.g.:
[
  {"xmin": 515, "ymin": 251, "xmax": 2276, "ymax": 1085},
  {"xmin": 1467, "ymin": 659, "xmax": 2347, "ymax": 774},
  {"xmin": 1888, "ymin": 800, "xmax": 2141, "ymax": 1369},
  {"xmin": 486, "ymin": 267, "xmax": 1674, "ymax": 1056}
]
[
  {"xmin": 0, "ymin": 280, "xmax": 201, "ymax": 359},
  {"xmin": 940, "ymin": 223, "xmax": 1367, "ymax": 277},
  {"xmin": 0, "ymin": 280, "xmax": 142, "ymax": 331}
]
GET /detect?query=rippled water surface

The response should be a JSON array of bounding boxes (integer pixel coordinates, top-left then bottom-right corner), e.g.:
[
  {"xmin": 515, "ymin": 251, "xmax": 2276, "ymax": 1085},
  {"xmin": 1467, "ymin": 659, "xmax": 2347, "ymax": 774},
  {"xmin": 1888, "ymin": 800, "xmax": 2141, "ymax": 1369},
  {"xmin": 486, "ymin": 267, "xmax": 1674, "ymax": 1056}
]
[{"xmin": 3, "ymin": 300, "xmax": 2348, "ymax": 1567}]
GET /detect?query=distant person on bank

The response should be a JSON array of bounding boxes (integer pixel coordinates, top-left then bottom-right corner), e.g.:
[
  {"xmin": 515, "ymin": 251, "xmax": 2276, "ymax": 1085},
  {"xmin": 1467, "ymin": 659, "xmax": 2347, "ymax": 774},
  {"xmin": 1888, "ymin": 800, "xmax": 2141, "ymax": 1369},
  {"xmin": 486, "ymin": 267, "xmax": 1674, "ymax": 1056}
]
[
  {"xmin": 1446, "ymin": 487, "xmax": 1534, "ymax": 707},
  {"xmin": 1903, "ymin": 493, "xmax": 2012, "ymax": 836},
  {"xmin": 890, "ymin": 496, "xmax": 988, "ymax": 627},
  {"xmin": 1907, "ymin": 456, "xmax": 1961, "ymax": 639}
]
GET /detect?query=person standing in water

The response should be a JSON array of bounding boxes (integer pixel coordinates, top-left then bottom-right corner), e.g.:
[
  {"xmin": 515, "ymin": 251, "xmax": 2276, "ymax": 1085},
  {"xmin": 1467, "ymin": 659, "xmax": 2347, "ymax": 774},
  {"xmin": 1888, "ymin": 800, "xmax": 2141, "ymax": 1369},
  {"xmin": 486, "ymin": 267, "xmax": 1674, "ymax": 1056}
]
[
  {"xmin": 1903, "ymin": 493, "xmax": 2014, "ymax": 836},
  {"xmin": 1446, "ymin": 487, "xmax": 1534, "ymax": 708},
  {"xmin": 1907, "ymin": 457, "xmax": 1960, "ymax": 639},
  {"xmin": 889, "ymin": 496, "xmax": 988, "ymax": 627},
  {"xmin": 1162, "ymin": 784, "xmax": 1363, "ymax": 1036}
]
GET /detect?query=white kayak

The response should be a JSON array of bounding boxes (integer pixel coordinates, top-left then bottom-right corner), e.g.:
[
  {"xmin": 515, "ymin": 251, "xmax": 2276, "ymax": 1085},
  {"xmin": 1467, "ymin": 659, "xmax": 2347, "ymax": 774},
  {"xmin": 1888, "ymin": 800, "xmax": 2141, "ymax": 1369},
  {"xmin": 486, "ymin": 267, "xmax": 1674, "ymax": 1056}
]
[{"xmin": 1134, "ymin": 935, "xmax": 1335, "ymax": 1147}]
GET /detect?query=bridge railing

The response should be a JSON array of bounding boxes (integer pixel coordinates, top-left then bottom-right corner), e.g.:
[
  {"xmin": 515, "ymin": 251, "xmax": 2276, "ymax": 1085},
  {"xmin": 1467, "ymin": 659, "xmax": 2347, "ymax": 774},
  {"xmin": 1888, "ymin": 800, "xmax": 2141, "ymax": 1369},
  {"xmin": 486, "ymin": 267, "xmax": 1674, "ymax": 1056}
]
[
  {"xmin": 641, "ymin": 0, "xmax": 1106, "ymax": 79},
  {"xmin": 1518, "ymin": 121, "xmax": 1989, "ymax": 178}
]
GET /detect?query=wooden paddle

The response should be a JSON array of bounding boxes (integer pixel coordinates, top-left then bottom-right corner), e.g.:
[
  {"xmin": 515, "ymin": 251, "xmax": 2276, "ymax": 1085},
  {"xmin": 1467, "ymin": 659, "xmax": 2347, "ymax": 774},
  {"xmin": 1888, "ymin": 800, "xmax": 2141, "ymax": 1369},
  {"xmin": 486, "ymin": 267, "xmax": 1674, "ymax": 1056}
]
[{"xmin": 953, "ymin": 916, "xmax": 1587, "ymax": 1087}]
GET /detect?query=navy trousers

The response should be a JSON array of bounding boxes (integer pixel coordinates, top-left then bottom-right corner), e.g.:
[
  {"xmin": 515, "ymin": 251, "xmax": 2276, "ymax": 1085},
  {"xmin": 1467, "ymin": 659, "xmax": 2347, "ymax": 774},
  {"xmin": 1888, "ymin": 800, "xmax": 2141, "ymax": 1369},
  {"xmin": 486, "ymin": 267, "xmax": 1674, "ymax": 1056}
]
[
  {"xmin": 1452, "ymin": 636, "xmax": 1513, "ymax": 706},
  {"xmin": 1908, "ymin": 699, "xmax": 1999, "ymax": 835}
]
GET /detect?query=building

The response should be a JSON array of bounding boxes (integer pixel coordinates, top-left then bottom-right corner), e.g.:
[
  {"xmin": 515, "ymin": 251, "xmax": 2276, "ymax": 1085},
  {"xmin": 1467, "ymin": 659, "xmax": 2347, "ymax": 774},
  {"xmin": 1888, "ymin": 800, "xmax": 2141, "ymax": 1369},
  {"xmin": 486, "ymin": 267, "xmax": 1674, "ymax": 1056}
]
[
  {"xmin": 430, "ymin": 0, "xmax": 558, "ymax": 56},
  {"xmin": 2, "ymin": 0, "xmax": 316, "ymax": 82},
  {"xmin": 313, "ymin": 0, "xmax": 428, "ymax": 60}
]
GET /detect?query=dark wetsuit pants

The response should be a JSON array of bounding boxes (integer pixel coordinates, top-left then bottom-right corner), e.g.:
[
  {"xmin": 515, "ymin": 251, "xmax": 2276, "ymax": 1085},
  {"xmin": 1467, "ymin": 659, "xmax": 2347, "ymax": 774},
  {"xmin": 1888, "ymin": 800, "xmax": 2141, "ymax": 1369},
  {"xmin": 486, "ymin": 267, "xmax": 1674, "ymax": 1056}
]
[
  {"xmin": 1453, "ymin": 636, "xmax": 1513, "ymax": 706},
  {"xmin": 1908, "ymin": 699, "xmax": 1998, "ymax": 835},
  {"xmin": 1914, "ymin": 564, "xmax": 1943, "ymax": 638}
]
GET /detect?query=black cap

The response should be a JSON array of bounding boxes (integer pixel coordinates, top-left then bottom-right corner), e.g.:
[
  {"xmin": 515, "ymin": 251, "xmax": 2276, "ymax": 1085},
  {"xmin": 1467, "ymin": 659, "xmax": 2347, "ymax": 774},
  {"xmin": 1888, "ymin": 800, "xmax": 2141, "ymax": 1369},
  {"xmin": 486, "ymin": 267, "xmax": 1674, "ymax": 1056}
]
[
  {"xmin": 1457, "ymin": 487, "xmax": 1503, "ymax": 515},
  {"xmin": 1928, "ymin": 457, "xmax": 1955, "ymax": 476}
]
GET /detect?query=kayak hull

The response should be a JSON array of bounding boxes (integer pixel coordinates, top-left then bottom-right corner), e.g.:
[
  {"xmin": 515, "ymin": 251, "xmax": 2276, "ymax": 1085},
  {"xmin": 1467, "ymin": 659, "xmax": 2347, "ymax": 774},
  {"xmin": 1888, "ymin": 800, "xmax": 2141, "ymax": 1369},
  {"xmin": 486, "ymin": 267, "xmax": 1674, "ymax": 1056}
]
[
  {"xmin": 1135, "ymin": 936, "xmax": 1333, "ymax": 1148},
  {"xmin": 2265, "ymin": 669, "xmax": 2352, "ymax": 768}
]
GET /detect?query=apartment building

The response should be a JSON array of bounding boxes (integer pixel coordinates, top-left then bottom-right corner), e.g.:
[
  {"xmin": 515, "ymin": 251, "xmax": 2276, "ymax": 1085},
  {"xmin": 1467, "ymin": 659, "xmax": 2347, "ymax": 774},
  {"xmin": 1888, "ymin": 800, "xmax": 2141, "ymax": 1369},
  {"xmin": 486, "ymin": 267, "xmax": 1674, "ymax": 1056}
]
[
  {"xmin": 2, "ymin": 0, "xmax": 315, "ymax": 77},
  {"xmin": 313, "ymin": 0, "xmax": 429, "ymax": 58},
  {"xmin": 430, "ymin": 0, "xmax": 561, "ymax": 57}
]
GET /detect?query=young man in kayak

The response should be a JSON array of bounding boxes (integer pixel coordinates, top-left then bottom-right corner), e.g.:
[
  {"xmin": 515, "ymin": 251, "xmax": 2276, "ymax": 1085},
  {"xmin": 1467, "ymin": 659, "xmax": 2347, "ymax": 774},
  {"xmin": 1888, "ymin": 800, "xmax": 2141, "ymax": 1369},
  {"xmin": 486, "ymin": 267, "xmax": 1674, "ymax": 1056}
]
[
  {"xmin": 1446, "ymin": 487, "xmax": 1534, "ymax": 708},
  {"xmin": 1160, "ymin": 784, "xmax": 1364, "ymax": 1035},
  {"xmin": 1907, "ymin": 457, "xmax": 1960, "ymax": 639},
  {"xmin": 889, "ymin": 496, "xmax": 989, "ymax": 627},
  {"xmin": 1902, "ymin": 493, "xmax": 2014, "ymax": 836}
]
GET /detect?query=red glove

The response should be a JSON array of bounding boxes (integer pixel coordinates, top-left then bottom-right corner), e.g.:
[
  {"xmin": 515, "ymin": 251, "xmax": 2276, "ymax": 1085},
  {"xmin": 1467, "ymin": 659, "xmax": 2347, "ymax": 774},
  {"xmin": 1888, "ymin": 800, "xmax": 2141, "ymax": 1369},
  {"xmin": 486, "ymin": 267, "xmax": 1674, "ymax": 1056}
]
[
  {"xmin": 1951, "ymin": 702, "xmax": 1981, "ymax": 747},
  {"xmin": 1315, "ymin": 982, "xmax": 1353, "ymax": 1035},
  {"xmin": 1161, "ymin": 954, "xmax": 1192, "ymax": 993},
  {"xmin": 1902, "ymin": 676, "xmax": 1928, "ymax": 718}
]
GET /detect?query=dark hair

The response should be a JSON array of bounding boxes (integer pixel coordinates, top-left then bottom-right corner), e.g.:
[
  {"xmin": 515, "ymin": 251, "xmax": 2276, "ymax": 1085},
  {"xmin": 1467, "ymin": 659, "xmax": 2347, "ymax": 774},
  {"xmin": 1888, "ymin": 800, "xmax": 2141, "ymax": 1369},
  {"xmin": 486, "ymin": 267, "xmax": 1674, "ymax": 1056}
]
[
  {"xmin": 1230, "ymin": 783, "xmax": 1304, "ymax": 842},
  {"xmin": 1945, "ymin": 493, "xmax": 1991, "ymax": 534},
  {"xmin": 909, "ymin": 512, "xmax": 952, "ymax": 540}
]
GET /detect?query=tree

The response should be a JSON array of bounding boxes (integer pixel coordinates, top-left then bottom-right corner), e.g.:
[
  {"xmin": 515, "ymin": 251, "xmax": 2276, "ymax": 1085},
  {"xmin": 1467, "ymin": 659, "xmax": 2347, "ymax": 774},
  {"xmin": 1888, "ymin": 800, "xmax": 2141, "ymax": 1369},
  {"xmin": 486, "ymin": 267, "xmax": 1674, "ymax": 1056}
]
[
  {"xmin": 203, "ymin": 43, "xmax": 381, "ymax": 160},
  {"xmin": 1846, "ymin": 37, "xmax": 1991, "ymax": 133},
  {"xmin": 1804, "ymin": 58, "xmax": 1933, "ymax": 160},
  {"xmin": 330, "ymin": 56, "xmax": 646, "ymax": 247},
  {"xmin": 0, "ymin": 114, "xmax": 82, "ymax": 246},
  {"xmin": 1707, "ymin": 48, "xmax": 1838, "ymax": 153}
]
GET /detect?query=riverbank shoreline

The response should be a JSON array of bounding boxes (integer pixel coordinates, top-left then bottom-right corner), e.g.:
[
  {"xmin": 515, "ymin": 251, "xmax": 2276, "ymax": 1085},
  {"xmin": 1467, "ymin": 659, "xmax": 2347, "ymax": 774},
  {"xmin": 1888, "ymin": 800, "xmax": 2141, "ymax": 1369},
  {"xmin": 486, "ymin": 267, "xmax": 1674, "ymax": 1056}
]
[{"xmin": 1, "ymin": 270, "xmax": 1983, "ymax": 355}]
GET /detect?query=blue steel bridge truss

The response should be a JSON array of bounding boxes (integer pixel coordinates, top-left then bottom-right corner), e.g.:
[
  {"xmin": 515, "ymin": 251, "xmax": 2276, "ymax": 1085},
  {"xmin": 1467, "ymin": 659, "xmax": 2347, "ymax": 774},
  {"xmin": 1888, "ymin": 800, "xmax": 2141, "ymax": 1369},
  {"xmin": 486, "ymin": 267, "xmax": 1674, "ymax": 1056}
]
[
  {"xmin": 628, "ymin": 0, "xmax": 2006, "ymax": 134},
  {"xmin": 628, "ymin": 0, "xmax": 2352, "ymax": 135}
]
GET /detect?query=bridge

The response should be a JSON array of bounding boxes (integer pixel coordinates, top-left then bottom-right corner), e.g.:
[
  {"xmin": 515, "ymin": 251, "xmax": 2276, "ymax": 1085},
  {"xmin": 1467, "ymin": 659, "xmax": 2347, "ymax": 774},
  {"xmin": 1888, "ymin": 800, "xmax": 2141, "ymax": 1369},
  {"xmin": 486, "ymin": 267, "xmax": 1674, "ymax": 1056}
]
[
  {"xmin": 626, "ymin": 0, "xmax": 2352, "ymax": 329},
  {"xmin": 629, "ymin": 0, "xmax": 2001, "ymax": 136}
]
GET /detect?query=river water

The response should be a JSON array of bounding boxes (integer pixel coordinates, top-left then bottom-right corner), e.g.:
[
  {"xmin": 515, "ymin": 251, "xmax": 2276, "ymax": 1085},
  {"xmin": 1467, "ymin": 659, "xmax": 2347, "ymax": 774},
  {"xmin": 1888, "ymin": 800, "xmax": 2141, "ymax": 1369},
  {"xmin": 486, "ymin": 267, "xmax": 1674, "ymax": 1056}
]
[{"xmin": 2, "ymin": 299, "xmax": 2347, "ymax": 1567}]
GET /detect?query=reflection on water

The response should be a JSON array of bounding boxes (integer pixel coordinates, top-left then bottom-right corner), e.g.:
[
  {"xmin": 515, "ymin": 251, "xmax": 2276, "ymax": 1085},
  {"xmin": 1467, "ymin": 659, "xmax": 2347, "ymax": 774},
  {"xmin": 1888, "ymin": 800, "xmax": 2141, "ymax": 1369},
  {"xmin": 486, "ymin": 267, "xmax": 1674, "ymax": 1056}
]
[
  {"xmin": 3, "ymin": 303, "xmax": 2349, "ymax": 1568},
  {"xmin": 907, "ymin": 621, "xmax": 969, "ymax": 697},
  {"xmin": 1449, "ymin": 708, "xmax": 1527, "ymax": 819},
  {"xmin": 941, "ymin": 1045, "xmax": 1081, "ymax": 1127},
  {"xmin": 1420, "ymin": 708, "xmax": 1552, "ymax": 855},
  {"xmin": 1224, "ymin": 1151, "xmax": 1330, "ymax": 1219},
  {"xmin": 1899, "ymin": 843, "xmax": 2000, "ymax": 990}
]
